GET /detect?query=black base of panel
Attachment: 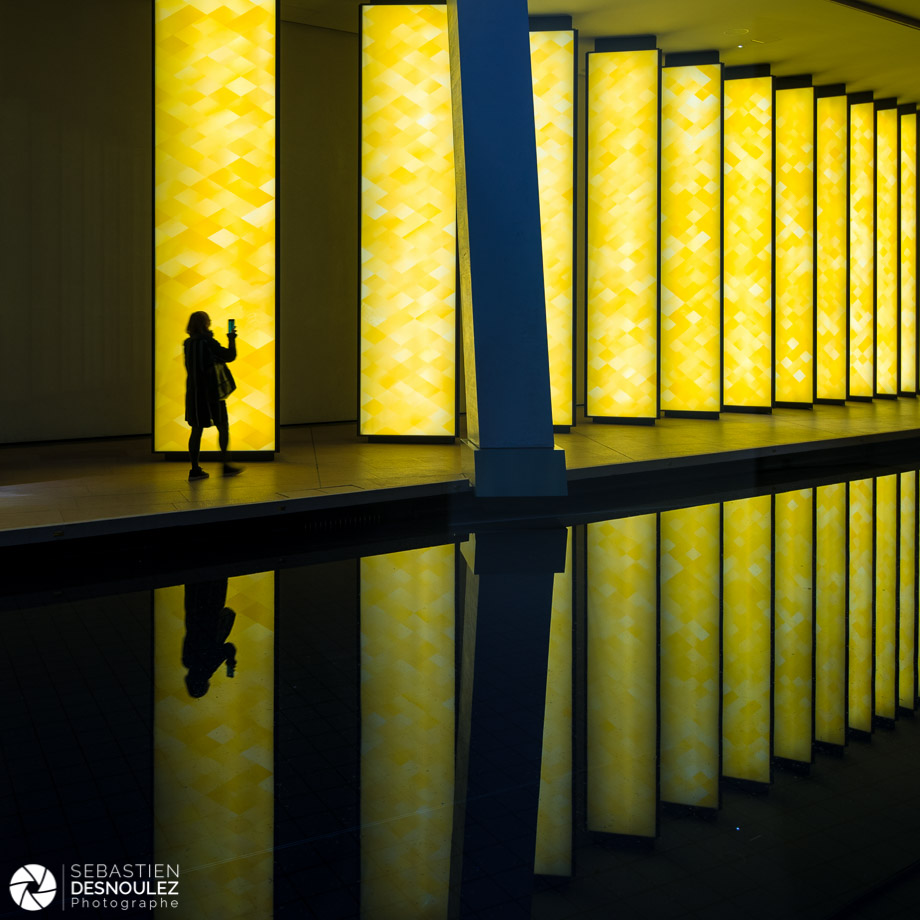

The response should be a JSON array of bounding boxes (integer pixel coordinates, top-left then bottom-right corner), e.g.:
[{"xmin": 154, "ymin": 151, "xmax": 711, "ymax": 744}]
[
  {"xmin": 661, "ymin": 410, "xmax": 719, "ymax": 420},
  {"xmin": 722, "ymin": 405, "xmax": 771, "ymax": 414},
  {"xmin": 161, "ymin": 451, "xmax": 275, "ymax": 462},
  {"xmin": 365, "ymin": 435, "xmax": 456, "ymax": 444},
  {"xmin": 591, "ymin": 416, "xmax": 656, "ymax": 426},
  {"xmin": 774, "ymin": 402, "xmax": 813, "ymax": 410}
]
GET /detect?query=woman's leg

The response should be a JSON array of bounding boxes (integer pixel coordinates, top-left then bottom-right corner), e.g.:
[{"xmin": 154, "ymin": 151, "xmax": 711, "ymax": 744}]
[
  {"xmin": 217, "ymin": 401, "xmax": 241, "ymax": 475},
  {"xmin": 189, "ymin": 426, "xmax": 203, "ymax": 469}
]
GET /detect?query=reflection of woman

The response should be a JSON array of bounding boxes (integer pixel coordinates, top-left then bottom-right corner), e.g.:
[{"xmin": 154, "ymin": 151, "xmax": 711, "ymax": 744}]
[
  {"xmin": 183, "ymin": 579, "xmax": 237, "ymax": 699},
  {"xmin": 184, "ymin": 311, "xmax": 241, "ymax": 481}
]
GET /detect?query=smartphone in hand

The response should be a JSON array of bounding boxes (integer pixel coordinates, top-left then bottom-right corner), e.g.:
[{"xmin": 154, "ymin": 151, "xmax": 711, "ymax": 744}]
[{"xmin": 228, "ymin": 318, "xmax": 236, "ymax": 334}]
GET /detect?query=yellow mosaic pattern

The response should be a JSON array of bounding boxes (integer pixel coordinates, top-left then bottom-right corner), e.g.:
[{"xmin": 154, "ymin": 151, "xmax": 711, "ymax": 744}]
[
  {"xmin": 660, "ymin": 504, "xmax": 720, "ymax": 807},
  {"xmin": 774, "ymin": 489, "xmax": 814, "ymax": 763},
  {"xmin": 360, "ymin": 5, "xmax": 456, "ymax": 437},
  {"xmin": 848, "ymin": 478, "xmax": 874, "ymax": 731},
  {"xmin": 661, "ymin": 65, "xmax": 722, "ymax": 414},
  {"xmin": 875, "ymin": 474, "xmax": 897, "ymax": 717},
  {"xmin": 816, "ymin": 483, "xmax": 847, "ymax": 745},
  {"xmin": 360, "ymin": 545, "xmax": 455, "ymax": 917},
  {"xmin": 901, "ymin": 112, "xmax": 917, "ymax": 392},
  {"xmin": 849, "ymin": 102, "xmax": 875, "ymax": 398},
  {"xmin": 154, "ymin": 0, "xmax": 276, "ymax": 453},
  {"xmin": 586, "ymin": 50, "xmax": 659, "ymax": 419},
  {"xmin": 723, "ymin": 78, "xmax": 773, "ymax": 409},
  {"xmin": 536, "ymin": 528, "xmax": 572, "ymax": 876},
  {"xmin": 586, "ymin": 514, "xmax": 657, "ymax": 837},
  {"xmin": 877, "ymin": 108, "xmax": 899, "ymax": 396},
  {"xmin": 531, "ymin": 31, "xmax": 575, "ymax": 427},
  {"xmin": 722, "ymin": 495, "xmax": 771, "ymax": 782},
  {"xmin": 900, "ymin": 471, "xmax": 917, "ymax": 708},
  {"xmin": 154, "ymin": 573, "xmax": 274, "ymax": 920},
  {"xmin": 816, "ymin": 95, "xmax": 848, "ymax": 401},
  {"xmin": 775, "ymin": 87, "xmax": 815, "ymax": 405}
]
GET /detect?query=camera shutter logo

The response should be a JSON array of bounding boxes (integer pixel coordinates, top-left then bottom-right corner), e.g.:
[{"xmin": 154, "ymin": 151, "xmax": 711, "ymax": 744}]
[{"xmin": 9, "ymin": 866, "xmax": 56, "ymax": 911}]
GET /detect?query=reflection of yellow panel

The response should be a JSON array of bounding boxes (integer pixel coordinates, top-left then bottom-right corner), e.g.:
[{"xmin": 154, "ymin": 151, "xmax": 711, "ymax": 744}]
[
  {"xmin": 775, "ymin": 489, "xmax": 814, "ymax": 762},
  {"xmin": 817, "ymin": 95, "xmax": 848, "ymax": 401},
  {"xmin": 901, "ymin": 112, "xmax": 918, "ymax": 393},
  {"xmin": 875, "ymin": 474, "xmax": 897, "ymax": 717},
  {"xmin": 155, "ymin": 573, "xmax": 274, "ymax": 919},
  {"xmin": 531, "ymin": 31, "xmax": 575, "ymax": 427},
  {"xmin": 722, "ymin": 495, "xmax": 772, "ymax": 782},
  {"xmin": 848, "ymin": 478, "xmax": 874, "ymax": 731},
  {"xmin": 816, "ymin": 483, "xmax": 847, "ymax": 744},
  {"xmin": 661, "ymin": 65, "xmax": 722, "ymax": 414},
  {"xmin": 360, "ymin": 6, "xmax": 456, "ymax": 437},
  {"xmin": 723, "ymin": 77, "xmax": 772, "ymax": 409},
  {"xmin": 660, "ymin": 504, "xmax": 720, "ymax": 807},
  {"xmin": 586, "ymin": 515, "xmax": 657, "ymax": 837},
  {"xmin": 849, "ymin": 102, "xmax": 875, "ymax": 398},
  {"xmin": 360, "ymin": 546, "xmax": 455, "ymax": 917},
  {"xmin": 776, "ymin": 87, "xmax": 815, "ymax": 405},
  {"xmin": 536, "ymin": 528, "xmax": 572, "ymax": 875},
  {"xmin": 154, "ymin": 0, "xmax": 276, "ymax": 452},
  {"xmin": 900, "ymin": 471, "xmax": 917, "ymax": 708},
  {"xmin": 586, "ymin": 50, "xmax": 659, "ymax": 419},
  {"xmin": 877, "ymin": 108, "xmax": 899, "ymax": 396}
]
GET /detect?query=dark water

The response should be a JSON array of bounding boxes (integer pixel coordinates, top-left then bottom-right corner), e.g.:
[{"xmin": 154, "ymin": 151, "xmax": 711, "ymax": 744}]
[{"xmin": 4, "ymin": 470, "xmax": 920, "ymax": 919}]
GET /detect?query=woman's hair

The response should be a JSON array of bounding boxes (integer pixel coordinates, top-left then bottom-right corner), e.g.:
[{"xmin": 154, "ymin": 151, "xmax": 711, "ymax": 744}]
[{"xmin": 186, "ymin": 311, "xmax": 211, "ymax": 336}]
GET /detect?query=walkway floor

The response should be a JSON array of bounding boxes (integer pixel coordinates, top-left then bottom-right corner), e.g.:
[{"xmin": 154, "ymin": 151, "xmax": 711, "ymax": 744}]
[{"xmin": 2, "ymin": 398, "xmax": 919, "ymax": 546}]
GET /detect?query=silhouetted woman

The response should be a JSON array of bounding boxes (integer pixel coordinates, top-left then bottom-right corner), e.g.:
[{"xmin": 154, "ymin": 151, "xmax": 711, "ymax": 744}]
[
  {"xmin": 183, "ymin": 579, "xmax": 237, "ymax": 698},
  {"xmin": 185, "ymin": 311, "xmax": 241, "ymax": 481}
]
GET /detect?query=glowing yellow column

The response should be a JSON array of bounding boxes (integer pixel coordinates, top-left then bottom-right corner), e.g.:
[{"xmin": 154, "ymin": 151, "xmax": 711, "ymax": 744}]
[
  {"xmin": 775, "ymin": 488, "xmax": 814, "ymax": 763},
  {"xmin": 360, "ymin": 546, "xmax": 455, "ymax": 918},
  {"xmin": 660, "ymin": 503, "xmax": 720, "ymax": 807},
  {"xmin": 901, "ymin": 107, "xmax": 918, "ymax": 393},
  {"xmin": 816, "ymin": 91, "xmax": 848, "ymax": 402},
  {"xmin": 531, "ymin": 28, "xmax": 575, "ymax": 428},
  {"xmin": 722, "ymin": 495, "xmax": 772, "ymax": 782},
  {"xmin": 849, "ymin": 97, "xmax": 875, "ymax": 399},
  {"xmin": 900, "ymin": 471, "xmax": 917, "ymax": 708},
  {"xmin": 874, "ymin": 474, "xmax": 897, "ymax": 718},
  {"xmin": 876, "ymin": 104, "xmax": 899, "ymax": 396},
  {"xmin": 848, "ymin": 478, "xmax": 874, "ymax": 732},
  {"xmin": 661, "ymin": 59, "xmax": 722, "ymax": 415},
  {"xmin": 155, "ymin": 574, "xmax": 274, "ymax": 919},
  {"xmin": 816, "ymin": 482, "xmax": 847, "ymax": 744},
  {"xmin": 723, "ymin": 74, "xmax": 772, "ymax": 410},
  {"xmin": 154, "ymin": 0, "xmax": 276, "ymax": 453},
  {"xmin": 587, "ymin": 514, "xmax": 657, "ymax": 838},
  {"xmin": 360, "ymin": 5, "xmax": 456, "ymax": 437},
  {"xmin": 775, "ymin": 84, "xmax": 816, "ymax": 405},
  {"xmin": 536, "ymin": 528, "xmax": 572, "ymax": 875},
  {"xmin": 586, "ymin": 43, "xmax": 659, "ymax": 420}
]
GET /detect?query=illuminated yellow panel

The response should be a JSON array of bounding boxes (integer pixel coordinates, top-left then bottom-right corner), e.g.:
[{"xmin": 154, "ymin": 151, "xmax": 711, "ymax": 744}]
[
  {"xmin": 849, "ymin": 101, "xmax": 875, "ymax": 398},
  {"xmin": 848, "ymin": 478, "xmax": 874, "ymax": 731},
  {"xmin": 586, "ymin": 515, "xmax": 657, "ymax": 837},
  {"xmin": 586, "ymin": 49, "xmax": 658, "ymax": 419},
  {"xmin": 723, "ymin": 77, "xmax": 772, "ymax": 409},
  {"xmin": 155, "ymin": 574, "xmax": 274, "ymax": 918},
  {"xmin": 660, "ymin": 503, "xmax": 720, "ymax": 807},
  {"xmin": 531, "ymin": 30, "xmax": 575, "ymax": 427},
  {"xmin": 154, "ymin": 0, "xmax": 276, "ymax": 452},
  {"xmin": 900, "ymin": 471, "xmax": 917, "ymax": 708},
  {"xmin": 360, "ymin": 6, "xmax": 456, "ymax": 437},
  {"xmin": 775, "ymin": 489, "xmax": 814, "ymax": 762},
  {"xmin": 875, "ymin": 474, "xmax": 897, "ymax": 717},
  {"xmin": 536, "ymin": 528, "xmax": 572, "ymax": 875},
  {"xmin": 661, "ymin": 64, "xmax": 722, "ymax": 414},
  {"xmin": 360, "ymin": 546, "xmax": 455, "ymax": 917},
  {"xmin": 776, "ymin": 87, "xmax": 816, "ymax": 405},
  {"xmin": 722, "ymin": 495, "xmax": 772, "ymax": 782},
  {"xmin": 816, "ymin": 483, "xmax": 847, "ymax": 744},
  {"xmin": 877, "ymin": 108, "xmax": 899, "ymax": 396},
  {"xmin": 901, "ymin": 112, "xmax": 918, "ymax": 393},
  {"xmin": 817, "ymin": 95, "xmax": 848, "ymax": 401}
]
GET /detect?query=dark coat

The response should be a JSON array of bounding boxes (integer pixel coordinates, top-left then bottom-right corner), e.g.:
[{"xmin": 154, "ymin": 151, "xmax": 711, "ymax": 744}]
[{"xmin": 184, "ymin": 332, "xmax": 237, "ymax": 428}]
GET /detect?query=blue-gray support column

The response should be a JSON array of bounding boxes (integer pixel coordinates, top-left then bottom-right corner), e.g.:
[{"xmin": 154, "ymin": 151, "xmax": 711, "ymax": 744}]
[{"xmin": 447, "ymin": 0, "xmax": 568, "ymax": 497}]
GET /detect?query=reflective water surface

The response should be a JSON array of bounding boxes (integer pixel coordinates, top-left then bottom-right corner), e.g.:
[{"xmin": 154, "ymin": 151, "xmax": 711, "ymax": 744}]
[{"xmin": 4, "ymin": 470, "xmax": 920, "ymax": 918}]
